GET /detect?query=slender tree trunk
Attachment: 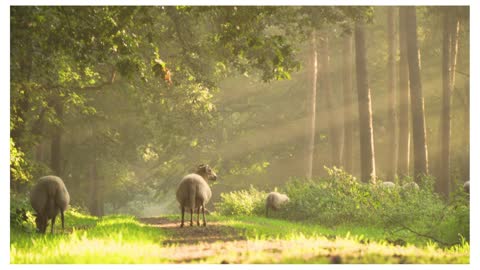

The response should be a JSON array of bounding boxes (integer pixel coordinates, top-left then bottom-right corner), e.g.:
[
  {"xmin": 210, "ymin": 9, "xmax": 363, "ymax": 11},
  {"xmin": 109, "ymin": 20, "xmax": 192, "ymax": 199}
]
[
  {"xmin": 89, "ymin": 161, "xmax": 99, "ymax": 216},
  {"xmin": 355, "ymin": 21, "xmax": 376, "ymax": 184},
  {"xmin": 440, "ymin": 11, "xmax": 460, "ymax": 196},
  {"xmin": 306, "ymin": 29, "xmax": 318, "ymax": 179},
  {"xmin": 50, "ymin": 99, "xmax": 63, "ymax": 176},
  {"xmin": 398, "ymin": 7, "xmax": 411, "ymax": 178},
  {"xmin": 405, "ymin": 6, "xmax": 429, "ymax": 181},
  {"xmin": 440, "ymin": 11, "xmax": 452, "ymax": 196},
  {"xmin": 319, "ymin": 32, "xmax": 342, "ymax": 167},
  {"xmin": 386, "ymin": 7, "xmax": 399, "ymax": 181},
  {"xmin": 342, "ymin": 33, "xmax": 354, "ymax": 173}
]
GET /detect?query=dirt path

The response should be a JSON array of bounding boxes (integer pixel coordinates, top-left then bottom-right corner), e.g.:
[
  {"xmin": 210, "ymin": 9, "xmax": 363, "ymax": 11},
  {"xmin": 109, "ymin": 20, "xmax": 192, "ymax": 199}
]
[
  {"xmin": 138, "ymin": 217, "xmax": 246, "ymax": 245},
  {"xmin": 136, "ymin": 217, "xmax": 464, "ymax": 264}
]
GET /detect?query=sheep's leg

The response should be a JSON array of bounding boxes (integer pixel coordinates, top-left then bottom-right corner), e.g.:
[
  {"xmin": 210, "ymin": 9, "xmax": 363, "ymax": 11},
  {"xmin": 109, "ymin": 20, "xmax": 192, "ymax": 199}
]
[
  {"xmin": 266, "ymin": 206, "xmax": 269, "ymax": 218},
  {"xmin": 202, "ymin": 204, "xmax": 207, "ymax": 227},
  {"xmin": 180, "ymin": 207, "xmax": 185, "ymax": 227},
  {"xmin": 50, "ymin": 215, "xmax": 56, "ymax": 234},
  {"xmin": 61, "ymin": 210, "xmax": 65, "ymax": 232},
  {"xmin": 196, "ymin": 207, "xmax": 200, "ymax": 226},
  {"xmin": 190, "ymin": 208, "xmax": 193, "ymax": 226}
]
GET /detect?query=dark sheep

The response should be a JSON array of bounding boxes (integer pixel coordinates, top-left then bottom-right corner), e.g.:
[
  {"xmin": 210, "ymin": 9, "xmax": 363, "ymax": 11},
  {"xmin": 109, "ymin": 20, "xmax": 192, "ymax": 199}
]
[
  {"xmin": 464, "ymin": 181, "xmax": 470, "ymax": 194},
  {"xmin": 29, "ymin": 175, "xmax": 70, "ymax": 234},
  {"xmin": 176, "ymin": 164, "xmax": 217, "ymax": 227}
]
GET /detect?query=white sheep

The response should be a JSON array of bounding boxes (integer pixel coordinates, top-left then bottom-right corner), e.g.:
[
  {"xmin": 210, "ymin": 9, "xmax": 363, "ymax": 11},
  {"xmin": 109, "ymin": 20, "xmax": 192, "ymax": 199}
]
[
  {"xmin": 265, "ymin": 192, "xmax": 289, "ymax": 217},
  {"xmin": 380, "ymin": 181, "xmax": 396, "ymax": 189},
  {"xmin": 402, "ymin": 182, "xmax": 420, "ymax": 191}
]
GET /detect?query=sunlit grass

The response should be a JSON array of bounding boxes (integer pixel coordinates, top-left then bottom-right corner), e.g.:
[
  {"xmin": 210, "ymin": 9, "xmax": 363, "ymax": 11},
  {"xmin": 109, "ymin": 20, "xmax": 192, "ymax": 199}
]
[
  {"xmin": 10, "ymin": 213, "xmax": 170, "ymax": 263},
  {"xmin": 10, "ymin": 212, "xmax": 469, "ymax": 264}
]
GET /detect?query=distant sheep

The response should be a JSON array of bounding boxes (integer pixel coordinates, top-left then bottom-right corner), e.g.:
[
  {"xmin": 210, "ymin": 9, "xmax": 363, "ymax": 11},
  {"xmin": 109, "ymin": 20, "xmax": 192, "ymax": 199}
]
[
  {"xmin": 265, "ymin": 192, "xmax": 289, "ymax": 217},
  {"xmin": 464, "ymin": 181, "xmax": 470, "ymax": 194},
  {"xmin": 380, "ymin": 181, "xmax": 396, "ymax": 189},
  {"xmin": 29, "ymin": 175, "xmax": 70, "ymax": 234},
  {"xmin": 176, "ymin": 164, "xmax": 217, "ymax": 227},
  {"xmin": 402, "ymin": 182, "xmax": 420, "ymax": 191}
]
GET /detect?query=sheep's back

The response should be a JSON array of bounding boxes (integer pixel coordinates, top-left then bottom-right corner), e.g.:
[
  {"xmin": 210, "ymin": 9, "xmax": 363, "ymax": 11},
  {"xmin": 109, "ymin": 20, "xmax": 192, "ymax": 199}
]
[
  {"xmin": 266, "ymin": 192, "xmax": 288, "ymax": 210},
  {"xmin": 30, "ymin": 176, "xmax": 70, "ymax": 215},
  {"xmin": 176, "ymin": 174, "xmax": 212, "ymax": 208}
]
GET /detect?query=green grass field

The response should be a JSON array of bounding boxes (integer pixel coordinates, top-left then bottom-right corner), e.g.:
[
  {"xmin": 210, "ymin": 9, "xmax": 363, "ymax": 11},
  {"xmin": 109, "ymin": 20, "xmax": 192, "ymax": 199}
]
[{"xmin": 10, "ymin": 211, "xmax": 469, "ymax": 264}]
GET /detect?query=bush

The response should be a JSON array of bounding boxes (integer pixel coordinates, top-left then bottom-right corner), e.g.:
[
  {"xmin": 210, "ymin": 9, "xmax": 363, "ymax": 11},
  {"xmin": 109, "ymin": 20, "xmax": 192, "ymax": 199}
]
[
  {"xmin": 215, "ymin": 185, "xmax": 268, "ymax": 216},
  {"xmin": 10, "ymin": 193, "xmax": 36, "ymax": 232},
  {"xmin": 216, "ymin": 167, "xmax": 469, "ymax": 246}
]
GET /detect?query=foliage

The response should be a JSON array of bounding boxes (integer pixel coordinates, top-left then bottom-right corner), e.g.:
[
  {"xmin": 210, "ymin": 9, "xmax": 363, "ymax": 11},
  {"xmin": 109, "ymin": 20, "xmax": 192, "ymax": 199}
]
[
  {"xmin": 215, "ymin": 185, "xmax": 268, "ymax": 216},
  {"xmin": 10, "ymin": 138, "xmax": 32, "ymax": 185},
  {"xmin": 216, "ymin": 167, "xmax": 469, "ymax": 246},
  {"xmin": 10, "ymin": 193, "xmax": 36, "ymax": 232}
]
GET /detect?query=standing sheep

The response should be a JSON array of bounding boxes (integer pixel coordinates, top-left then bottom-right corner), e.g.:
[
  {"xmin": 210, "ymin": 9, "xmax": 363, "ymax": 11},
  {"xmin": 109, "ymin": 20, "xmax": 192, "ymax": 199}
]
[
  {"xmin": 265, "ymin": 192, "xmax": 289, "ymax": 217},
  {"xmin": 464, "ymin": 181, "xmax": 470, "ymax": 194},
  {"xmin": 30, "ymin": 175, "xmax": 70, "ymax": 234},
  {"xmin": 176, "ymin": 164, "xmax": 217, "ymax": 227}
]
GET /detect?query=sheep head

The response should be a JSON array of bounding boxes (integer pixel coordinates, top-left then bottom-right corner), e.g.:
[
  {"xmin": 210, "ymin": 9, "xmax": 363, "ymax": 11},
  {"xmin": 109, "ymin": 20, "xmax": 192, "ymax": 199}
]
[
  {"xmin": 34, "ymin": 213, "xmax": 48, "ymax": 234},
  {"xmin": 196, "ymin": 164, "xmax": 217, "ymax": 181}
]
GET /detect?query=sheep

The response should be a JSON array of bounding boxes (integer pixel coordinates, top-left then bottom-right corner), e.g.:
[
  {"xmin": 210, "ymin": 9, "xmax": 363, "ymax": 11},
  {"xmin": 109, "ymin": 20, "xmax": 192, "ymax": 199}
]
[
  {"xmin": 265, "ymin": 192, "xmax": 289, "ymax": 218},
  {"xmin": 464, "ymin": 181, "xmax": 470, "ymax": 194},
  {"xmin": 379, "ymin": 181, "xmax": 396, "ymax": 189},
  {"xmin": 402, "ymin": 182, "xmax": 420, "ymax": 191},
  {"xmin": 176, "ymin": 164, "xmax": 217, "ymax": 227},
  {"xmin": 29, "ymin": 175, "xmax": 70, "ymax": 234}
]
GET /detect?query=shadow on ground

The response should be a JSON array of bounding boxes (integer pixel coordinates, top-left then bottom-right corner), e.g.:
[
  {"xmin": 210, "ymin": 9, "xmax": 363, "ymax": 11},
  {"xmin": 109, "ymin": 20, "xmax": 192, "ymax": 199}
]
[{"xmin": 138, "ymin": 217, "xmax": 246, "ymax": 245}]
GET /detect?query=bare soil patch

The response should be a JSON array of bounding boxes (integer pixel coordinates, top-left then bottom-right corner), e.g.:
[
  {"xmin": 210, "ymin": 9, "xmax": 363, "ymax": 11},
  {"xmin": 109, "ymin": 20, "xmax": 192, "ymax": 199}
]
[{"xmin": 138, "ymin": 217, "xmax": 246, "ymax": 245}]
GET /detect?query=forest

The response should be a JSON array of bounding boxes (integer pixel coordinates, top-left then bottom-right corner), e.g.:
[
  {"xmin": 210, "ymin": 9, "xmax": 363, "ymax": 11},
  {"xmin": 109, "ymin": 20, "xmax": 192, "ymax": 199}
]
[{"xmin": 9, "ymin": 6, "xmax": 470, "ymax": 264}]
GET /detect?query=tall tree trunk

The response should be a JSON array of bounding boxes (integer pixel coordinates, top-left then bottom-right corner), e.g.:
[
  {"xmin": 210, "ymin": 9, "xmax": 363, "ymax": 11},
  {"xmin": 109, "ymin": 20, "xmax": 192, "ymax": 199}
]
[
  {"xmin": 450, "ymin": 16, "xmax": 460, "ymax": 88},
  {"xmin": 50, "ymin": 99, "xmax": 63, "ymax": 176},
  {"xmin": 405, "ymin": 6, "xmax": 429, "ymax": 181},
  {"xmin": 342, "ymin": 33, "xmax": 354, "ymax": 174},
  {"xmin": 305, "ymin": 29, "xmax": 318, "ymax": 179},
  {"xmin": 386, "ymin": 7, "xmax": 399, "ymax": 181},
  {"xmin": 440, "ymin": 10, "xmax": 460, "ymax": 196},
  {"xmin": 89, "ymin": 161, "xmax": 99, "ymax": 216},
  {"xmin": 319, "ymin": 32, "xmax": 342, "ymax": 167},
  {"xmin": 397, "ymin": 7, "xmax": 411, "ymax": 178},
  {"xmin": 354, "ymin": 21, "xmax": 377, "ymax": 184}
]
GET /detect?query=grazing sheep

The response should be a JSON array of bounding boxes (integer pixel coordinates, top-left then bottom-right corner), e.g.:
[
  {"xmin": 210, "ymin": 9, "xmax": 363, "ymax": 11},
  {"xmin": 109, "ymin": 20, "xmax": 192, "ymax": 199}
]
[
  {"xmin": 402, "ymin": 182, "xmax": 420, "ymax": 191},
  {"xmin": 29, "ymin": 175, "xmax": 70, "ymax": 234},
  {"xmin": 265, "ymin": 192, "xmax": 289, "ymax": 217},
  {"xmin": 380, "ymin": 181, "xmax": 396, "ymax": 189},
  {"xmin": 176, "ymin": 164, "xmax": 217, "ymax": 227},
  {"xmin": 464, "ymin": 181, "xmax": 470, "ymax": 194}
]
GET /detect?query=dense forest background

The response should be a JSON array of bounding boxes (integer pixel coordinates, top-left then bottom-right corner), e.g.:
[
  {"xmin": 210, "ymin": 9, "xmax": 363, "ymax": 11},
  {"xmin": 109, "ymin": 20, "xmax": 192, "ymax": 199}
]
[{"xmin": 10, "ymin": 6, "xmax": 469, "ymax": 217}]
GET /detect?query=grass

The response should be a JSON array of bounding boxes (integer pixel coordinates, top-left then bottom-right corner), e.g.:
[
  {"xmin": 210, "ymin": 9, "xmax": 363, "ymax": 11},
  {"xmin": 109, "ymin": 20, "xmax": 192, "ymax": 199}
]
[{"xmin": 10, "ymin": 211, "xmax": 469, "ymax": 264}]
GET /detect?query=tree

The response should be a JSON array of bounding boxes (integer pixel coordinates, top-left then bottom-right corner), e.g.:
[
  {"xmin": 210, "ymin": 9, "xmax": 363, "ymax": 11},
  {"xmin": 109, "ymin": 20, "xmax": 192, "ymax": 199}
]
[
  {"xmin": 440, "ymin": 7, "xmax": 461, "ymax": 196},
  {"xmin": 305, "ymin": 29, "xmax": 318, "ymax": 179},
  {"xmin": 342, "ymin": 32, "xmax": 355, "ymax": 174},
  {"xmin": 386, "ymin": 7, "xmax": 398, "ymax": 181},
  {"xmin": 319, "ymin": 31, "xmax": 343, "ymax": 167},
  {"xmin": 404, "ymin": 6, "xmax": 429, "ymax": 180},
  {"xmin": 397, "ymin": 7, "xmax": 410, "ymax": 178},
  {"xmin": 354, "ymin": 20, "xmax": 376, "ymax": 183}
]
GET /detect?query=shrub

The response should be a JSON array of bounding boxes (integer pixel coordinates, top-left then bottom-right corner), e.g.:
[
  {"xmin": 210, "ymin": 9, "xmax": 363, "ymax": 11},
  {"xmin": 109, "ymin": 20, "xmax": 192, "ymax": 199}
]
[
  {"xmin": 10, "ymin": 193, "xmax": 36, "ymax": 232},
  {"xmin": 216, "ymin": 167, "xmax": 469, "ymax": 246},
  {"xmin": 215, "ymin": 185, "xmax": 267, "ymax": 216}
]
